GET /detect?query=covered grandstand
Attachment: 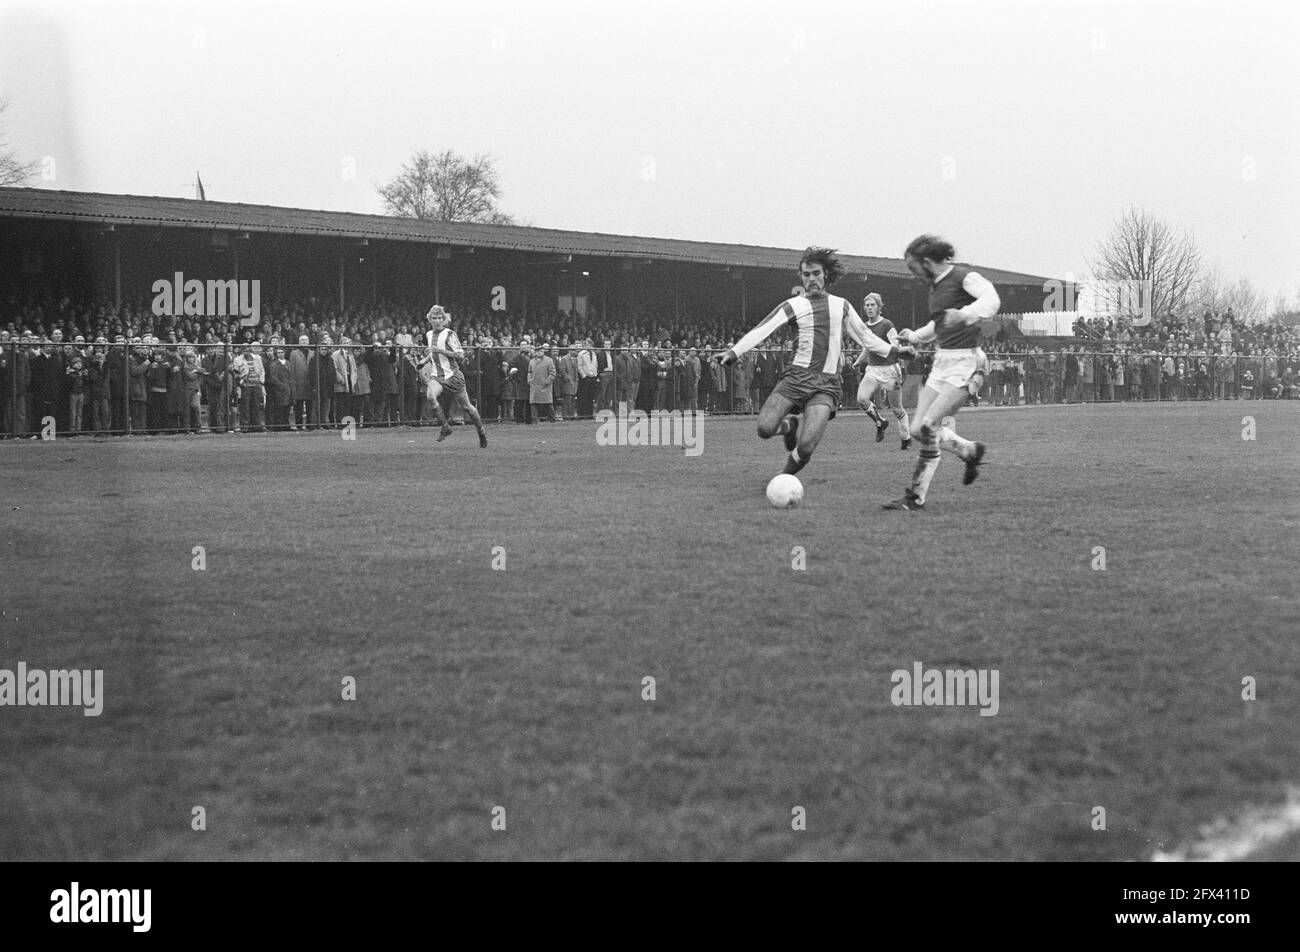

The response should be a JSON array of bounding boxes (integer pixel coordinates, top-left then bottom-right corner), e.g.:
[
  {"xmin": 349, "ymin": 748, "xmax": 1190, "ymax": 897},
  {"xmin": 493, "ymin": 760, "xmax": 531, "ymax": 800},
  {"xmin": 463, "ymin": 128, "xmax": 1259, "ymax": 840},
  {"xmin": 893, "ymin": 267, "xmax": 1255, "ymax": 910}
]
[{"xmin": 0, "ymin": 187, "xmax": 1060, "ymax": 332}]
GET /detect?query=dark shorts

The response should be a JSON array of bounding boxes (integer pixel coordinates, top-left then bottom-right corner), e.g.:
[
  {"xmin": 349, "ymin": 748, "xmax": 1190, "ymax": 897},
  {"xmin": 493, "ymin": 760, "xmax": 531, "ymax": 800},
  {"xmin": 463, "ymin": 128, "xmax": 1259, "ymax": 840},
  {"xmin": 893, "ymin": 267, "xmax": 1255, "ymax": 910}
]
[
  {"xmin": 429, "ymin": 370, "xmax": 473, "ymax": 407},
  {"xmin": 773, "ymin": 366, "xmax": 842, "ymax": 417},
  {"xmin": 430, "ymin": 370, "xmax": 466, "ymax": 395}
]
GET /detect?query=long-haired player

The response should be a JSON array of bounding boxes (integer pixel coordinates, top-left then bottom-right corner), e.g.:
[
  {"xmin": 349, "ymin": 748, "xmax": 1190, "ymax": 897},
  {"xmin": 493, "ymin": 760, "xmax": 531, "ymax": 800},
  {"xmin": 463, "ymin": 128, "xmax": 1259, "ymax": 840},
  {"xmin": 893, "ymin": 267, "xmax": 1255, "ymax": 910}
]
[
  {"xmin": 713, "ymin": 247, "xmax": 910, "ymax": 480},
  {"xmin": 883, "ymin": 235, "xmax": 997, "ymax": 510},
  {"xmin": 422, "ymin": 305, "xmax": 488, "ymax": 448}
]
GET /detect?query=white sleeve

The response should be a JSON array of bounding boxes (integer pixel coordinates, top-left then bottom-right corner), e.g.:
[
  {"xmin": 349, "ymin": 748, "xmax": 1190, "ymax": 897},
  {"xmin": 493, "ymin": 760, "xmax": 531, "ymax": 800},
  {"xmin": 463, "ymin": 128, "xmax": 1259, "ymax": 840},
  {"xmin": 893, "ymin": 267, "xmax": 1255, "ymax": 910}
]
[
  {"xmin": 911, "ymin": 322, "xmax": 938, "ymax": 344},
  {"xmin": 731, "ymin": 300, "xmax": 796, "ymax": 358},
  {"xmin": 844, "ymin": 303, "xmax": 893, "ymax": 358},
  {"xmin": 957, "ymin": 271, "xmax": 1001, "ymax": 322},
  {"xmin": 447, "ymin": 331, "xmax": 464, "ymax": 357}
]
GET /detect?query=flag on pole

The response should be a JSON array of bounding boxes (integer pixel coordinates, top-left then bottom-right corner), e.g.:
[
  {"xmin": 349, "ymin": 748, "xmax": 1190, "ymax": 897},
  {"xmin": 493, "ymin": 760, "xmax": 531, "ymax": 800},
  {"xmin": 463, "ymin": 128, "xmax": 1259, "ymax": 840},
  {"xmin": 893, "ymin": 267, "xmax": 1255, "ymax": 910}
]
[{"xmin": 195, "ymin": 172, "xmax": 206, "ymax": 201}]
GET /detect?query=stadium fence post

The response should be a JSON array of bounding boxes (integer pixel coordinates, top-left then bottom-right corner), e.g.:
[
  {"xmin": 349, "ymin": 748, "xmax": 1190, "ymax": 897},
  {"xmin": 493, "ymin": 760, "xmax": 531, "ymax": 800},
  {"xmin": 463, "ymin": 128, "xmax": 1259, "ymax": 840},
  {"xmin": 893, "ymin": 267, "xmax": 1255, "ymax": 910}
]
[
  {"xmin": 473, "ymin": 345, "xmax": 482, "ymax": 414},
  {"xmin": 313, "ymin": 342, "xmax": 321, "ymax": 430},
  {"xmin": 613, "ymin": 343, "xmax": 621, "ymax": 417},
  {"xmin": 7, "ymin": 340, "xmax": 14, "ymax": 437},
  {"xmin": 223, "ymin": 340, "xmax": 232, "ymax": 431},
  {"xmin": 120, "ymin": 340, "xmax": 130, "ymax": 434},
  {"xmin": 670, "ymin": 345, "xmax": 678, "ymax": 413}
]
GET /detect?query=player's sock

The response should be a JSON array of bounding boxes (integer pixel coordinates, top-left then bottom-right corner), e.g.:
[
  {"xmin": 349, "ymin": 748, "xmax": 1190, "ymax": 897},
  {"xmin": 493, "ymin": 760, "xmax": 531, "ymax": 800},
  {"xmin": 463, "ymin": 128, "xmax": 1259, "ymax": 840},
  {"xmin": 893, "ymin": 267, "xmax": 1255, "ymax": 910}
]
[
  {"xmin": 431, "ymin": 405, "xmax": 452, "ymax": 440},
  {"xmin": 467, "ymin": 409, "xmax": 488, "ymax": 446},
  {"xmin": 862, "ymin": 401, "xmax": 883, "ymax": 425},
  {"xmin": 782, "ymin": 447, "xmax": 811, "ymax": 475},
  {"xmin": 894, "ymin": 404, "xmax": 910, "ymax": 434},
  {"xmin": 938, "ymin": 425, "xmax": 975, "ymax": 458},
  {"xmin": 779, "ymin": 414, "xmax": 799, "ymax": 451},
  {"xmin": 910, "ymin": 427, "xmax": 941, "ymax": 504}
]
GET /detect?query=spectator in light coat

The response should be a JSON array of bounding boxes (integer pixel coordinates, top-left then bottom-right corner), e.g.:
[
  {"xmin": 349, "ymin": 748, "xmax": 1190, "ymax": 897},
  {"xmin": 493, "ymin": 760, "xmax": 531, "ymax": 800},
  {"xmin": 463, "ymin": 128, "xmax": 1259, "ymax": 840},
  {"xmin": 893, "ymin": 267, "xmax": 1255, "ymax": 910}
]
[
  {"xmin": 289, "ymin": 335, "xmax": 311, "ymax": 429},
  {"xmin": 528, "ymin": 347, "xmax": 557, "ymax": 422}
]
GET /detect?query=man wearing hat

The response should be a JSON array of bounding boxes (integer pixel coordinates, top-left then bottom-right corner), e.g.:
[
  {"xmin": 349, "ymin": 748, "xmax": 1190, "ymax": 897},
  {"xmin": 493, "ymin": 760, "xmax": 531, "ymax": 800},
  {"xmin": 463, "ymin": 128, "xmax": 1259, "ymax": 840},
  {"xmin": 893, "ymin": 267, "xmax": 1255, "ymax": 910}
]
[
  {"xmin": 11, "ymin": 333, "xmax": 32, "ymax": 436},
  {"xmin": 575, "ymin": 338, "xmax": 597, "ymax": 419},
  {"xmin": 128, "ymin": 338, "xmax": 149, "ymax": 433},
  {"xmin": 614, "ymin": 340, "xmax": 638, "ymax": 415},
  {"xmin": 85, "ymin": 337, "xmax": 110, "ymax": 432},
  {"xmin": 28, "ymin": 337, "xmax": 60, "ymax": 434},
  {"xmin": 233, "ymin": 343, "xmax": 267, "ymax": 432},
  {"xmin": 308, "ymin": 335, "xmax": 337, "ymax": 428},
  {"xmin": 680, "ymin": 344, "xmax": 701, "ymax": 415},
  {"xmin": 65, "ymin": 349, "xmax": 89, "ymax": 433},
  {"xmin": 476, "ymin": 336, "xmax": 502, "ymax": 423},
  {"xmin": 331, "ymin": 335, "xmax": 357, "ymax": 426},
  {"xmin": 506, "ymin": 337, "xmax": 532, "ymax": 424},
  {"xmin": 106, "ymin": 335, "xmax": 128, "ymax": 432}
]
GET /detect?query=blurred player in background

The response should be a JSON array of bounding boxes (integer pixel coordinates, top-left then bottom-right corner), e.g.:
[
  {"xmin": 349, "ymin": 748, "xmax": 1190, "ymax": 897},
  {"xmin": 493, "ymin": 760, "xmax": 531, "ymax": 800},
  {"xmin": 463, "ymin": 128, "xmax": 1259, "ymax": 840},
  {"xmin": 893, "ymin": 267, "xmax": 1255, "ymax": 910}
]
[
  {"xmin": 422, "ymin": 305, "xmax": 488, "ymax": 448},
  {"xmin": 852, "ymin": 292, "xmax": 911, "ymax": 450},
  {"xmin": 714, "ymin": 247, "xmax": 910, "ymax": 479},
  {"xmin": 884, "ymin": 235, "xmax": 997, "ymax": 511}
]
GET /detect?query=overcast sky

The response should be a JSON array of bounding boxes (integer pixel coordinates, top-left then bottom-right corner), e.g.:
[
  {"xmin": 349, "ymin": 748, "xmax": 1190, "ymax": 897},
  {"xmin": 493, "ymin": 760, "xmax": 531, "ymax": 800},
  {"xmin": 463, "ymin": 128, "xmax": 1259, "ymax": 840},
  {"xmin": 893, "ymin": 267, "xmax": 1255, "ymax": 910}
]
[{"xmin": 2, "ymin": 0, "xmax": 1297, "ymax": 299}]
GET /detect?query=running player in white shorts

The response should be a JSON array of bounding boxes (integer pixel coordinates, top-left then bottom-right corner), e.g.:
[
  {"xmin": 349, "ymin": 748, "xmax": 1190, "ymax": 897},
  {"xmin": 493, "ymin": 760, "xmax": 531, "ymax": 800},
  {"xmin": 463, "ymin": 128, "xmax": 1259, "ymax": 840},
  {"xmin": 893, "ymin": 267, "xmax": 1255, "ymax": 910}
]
[
  {"xmin": 883, "ymin": 235, "xmax": 998, "ymax": 511},
  {"xmin": 852, "ymin": 292, "xmax": 911, "ymax": 450},
  {"xmin": 422, "ymin": 305, "xmax": 488, "ymax": 448}
]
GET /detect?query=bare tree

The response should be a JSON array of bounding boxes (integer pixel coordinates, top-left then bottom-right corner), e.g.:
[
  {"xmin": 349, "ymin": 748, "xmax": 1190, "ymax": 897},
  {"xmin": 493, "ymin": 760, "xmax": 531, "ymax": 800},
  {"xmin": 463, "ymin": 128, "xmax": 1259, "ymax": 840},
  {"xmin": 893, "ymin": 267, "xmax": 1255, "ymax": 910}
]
[
  {"xmin": 0, "ymin": 96, "xmax": 38, "ymax": 187},
  {"xmin": 1088, "ymin": 205, "xmax": 1201, "ymax": 322},
  {"xmin": 1195, "ymin": 264, "xmax": 1268, "ymax": 324},
  {"xmin": 1269, "ymin": 285, "xmax": 1300, "ymax": 324},
  {"xmin": 377, "ymin": 149, "xmax": 515, "ymax": 224}
]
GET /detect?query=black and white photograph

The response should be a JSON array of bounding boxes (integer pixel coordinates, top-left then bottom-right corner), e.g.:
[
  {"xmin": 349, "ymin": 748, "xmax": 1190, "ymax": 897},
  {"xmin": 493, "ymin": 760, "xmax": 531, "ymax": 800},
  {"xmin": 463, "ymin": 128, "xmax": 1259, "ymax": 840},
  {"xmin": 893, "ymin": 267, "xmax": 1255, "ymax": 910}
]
[{"xmin": 0, "ymin": 0, "xmax": 1296, "ymax": 892}]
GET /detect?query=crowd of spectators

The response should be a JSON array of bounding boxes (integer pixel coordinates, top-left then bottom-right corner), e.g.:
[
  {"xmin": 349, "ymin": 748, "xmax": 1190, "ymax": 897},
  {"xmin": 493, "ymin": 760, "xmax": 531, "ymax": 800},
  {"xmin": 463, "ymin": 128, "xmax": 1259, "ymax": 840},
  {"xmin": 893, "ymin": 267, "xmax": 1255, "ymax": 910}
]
[
  {"xmin": 965, "ymin": 340, "xmax": 1300, "ymax": 404},
  {"xmin": 2, "ymin": 291, "xmax": 1298, "ymax": 437},
  {"xmin": 1070, "ymin": 306, "xmax": 1300, "ymax": 354}
]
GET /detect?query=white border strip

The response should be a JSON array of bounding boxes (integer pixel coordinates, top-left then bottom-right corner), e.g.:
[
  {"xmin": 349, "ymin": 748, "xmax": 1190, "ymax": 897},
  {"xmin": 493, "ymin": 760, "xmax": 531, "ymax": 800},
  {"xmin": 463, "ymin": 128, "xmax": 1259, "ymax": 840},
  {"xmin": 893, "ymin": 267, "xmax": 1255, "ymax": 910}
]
[{"xmin": 1154, "ymin": 788, "xmax": 1300, "ymax": 862}]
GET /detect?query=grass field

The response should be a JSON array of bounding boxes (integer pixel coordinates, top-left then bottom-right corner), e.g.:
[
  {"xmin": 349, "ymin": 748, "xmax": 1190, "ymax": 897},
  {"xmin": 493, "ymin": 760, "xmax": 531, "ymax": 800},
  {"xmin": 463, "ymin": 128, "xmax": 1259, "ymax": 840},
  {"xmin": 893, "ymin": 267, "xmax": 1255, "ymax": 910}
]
[{"xmin": 1, "ymin": 401, "xmax": 1297, "ymax": 861}]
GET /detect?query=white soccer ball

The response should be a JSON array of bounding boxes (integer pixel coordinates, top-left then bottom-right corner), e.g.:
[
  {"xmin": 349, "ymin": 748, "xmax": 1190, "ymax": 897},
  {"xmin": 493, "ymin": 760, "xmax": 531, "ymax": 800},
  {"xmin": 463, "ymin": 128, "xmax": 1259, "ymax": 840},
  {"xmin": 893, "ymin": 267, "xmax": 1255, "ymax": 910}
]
[{"xmin": 766, "ymin": 473, "xmax": 804, "ymax": 508}]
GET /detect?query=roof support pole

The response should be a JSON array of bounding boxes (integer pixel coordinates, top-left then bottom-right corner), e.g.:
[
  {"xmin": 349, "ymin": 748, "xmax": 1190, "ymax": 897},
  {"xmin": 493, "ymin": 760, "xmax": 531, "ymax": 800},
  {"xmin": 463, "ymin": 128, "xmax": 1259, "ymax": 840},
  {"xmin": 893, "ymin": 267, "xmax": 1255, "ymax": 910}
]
[
  {"xmin": 113, "ymin": 232, "xmax": 121, "ymax": 310},
  {"xmin": 338, "ymin": 249, "xmax": 345, "ymax": 311}
]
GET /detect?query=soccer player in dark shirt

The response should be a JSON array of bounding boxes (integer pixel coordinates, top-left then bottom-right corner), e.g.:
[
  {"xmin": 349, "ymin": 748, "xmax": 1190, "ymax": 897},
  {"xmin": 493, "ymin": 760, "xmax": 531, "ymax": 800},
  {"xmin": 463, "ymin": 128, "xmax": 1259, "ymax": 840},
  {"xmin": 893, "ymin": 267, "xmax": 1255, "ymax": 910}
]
[{"xmin": 884, "ymin": 235, "xmax": 999, "ymax": 511}]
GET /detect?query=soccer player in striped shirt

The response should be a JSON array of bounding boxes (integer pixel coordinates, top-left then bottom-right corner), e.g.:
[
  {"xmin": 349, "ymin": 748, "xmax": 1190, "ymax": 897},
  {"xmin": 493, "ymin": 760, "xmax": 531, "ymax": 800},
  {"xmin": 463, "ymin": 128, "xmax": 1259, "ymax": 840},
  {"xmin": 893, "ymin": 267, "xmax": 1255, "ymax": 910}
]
[
  {"xmin": 421, "ymin": 305, "xmax": 488, "ymax": 448},
  {"xmin": 883, "ymin": 235, "xmax": 998, "ymax": 511},
  {"xmin": 714, "ymin": 247, "xmax": 910, "ymax": 479}
]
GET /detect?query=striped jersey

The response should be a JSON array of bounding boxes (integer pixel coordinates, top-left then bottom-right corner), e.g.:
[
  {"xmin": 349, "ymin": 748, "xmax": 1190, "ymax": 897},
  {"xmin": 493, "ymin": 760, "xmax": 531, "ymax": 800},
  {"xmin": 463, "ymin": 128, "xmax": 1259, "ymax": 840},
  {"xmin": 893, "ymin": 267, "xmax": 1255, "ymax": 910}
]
[
  {"xmin": 732, "ymin": 291, "xmax": 892, "ymax": 373},
  {"xmin": 426, "ymin": 328, "xmax": 464, "ymax": 379},
  {"xmin": 863, "ymin": 317, "xmax": 899, "ymax": 366}
]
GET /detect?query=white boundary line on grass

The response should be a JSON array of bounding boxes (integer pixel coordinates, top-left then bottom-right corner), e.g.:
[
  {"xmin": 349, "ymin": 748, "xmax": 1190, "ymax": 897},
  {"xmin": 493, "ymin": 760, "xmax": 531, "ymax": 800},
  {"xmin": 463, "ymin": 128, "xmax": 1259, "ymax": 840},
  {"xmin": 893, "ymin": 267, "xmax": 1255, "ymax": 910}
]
[{"xmin": 1153, "ymin": 787, "xmax": 1300, "ymax": 861}]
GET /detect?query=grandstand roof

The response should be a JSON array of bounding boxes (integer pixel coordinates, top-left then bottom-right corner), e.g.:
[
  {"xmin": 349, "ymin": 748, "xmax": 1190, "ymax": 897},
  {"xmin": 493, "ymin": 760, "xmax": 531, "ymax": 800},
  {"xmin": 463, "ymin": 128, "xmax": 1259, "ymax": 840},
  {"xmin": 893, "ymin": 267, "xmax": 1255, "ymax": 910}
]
[{"xmin": 0, "ymin": 187, "xmax": 1056, "ymax": 287}]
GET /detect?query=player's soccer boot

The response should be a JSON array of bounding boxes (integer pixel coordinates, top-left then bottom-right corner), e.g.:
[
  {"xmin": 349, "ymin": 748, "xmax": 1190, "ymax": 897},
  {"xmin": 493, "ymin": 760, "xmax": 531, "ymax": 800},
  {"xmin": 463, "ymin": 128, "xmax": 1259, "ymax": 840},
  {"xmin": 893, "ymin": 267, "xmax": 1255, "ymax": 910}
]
[
  {"xmin": 782, "ymin": 414, "xmax": 799, "ymax": 452},
  {"xmin": 900, "ymin": 438, "xmax": 912, "ymax": 450},
  {"xmin": 478, "ymin": 429, "xmax": 488, "ymax": 448},
  {"xmin": 882, "ymin": 490, "xmax": 925, "ymax": 511},
  {"xmin": 963, "ymin": 442, "xmax": 986, "ymax": 485},
  {"xmin": 436, "ymin": 422, "xmax": 453, "ymax": 442},
  {"xmin": 875, "ymin": 417, "xmax": 888, "ymax": 443}
]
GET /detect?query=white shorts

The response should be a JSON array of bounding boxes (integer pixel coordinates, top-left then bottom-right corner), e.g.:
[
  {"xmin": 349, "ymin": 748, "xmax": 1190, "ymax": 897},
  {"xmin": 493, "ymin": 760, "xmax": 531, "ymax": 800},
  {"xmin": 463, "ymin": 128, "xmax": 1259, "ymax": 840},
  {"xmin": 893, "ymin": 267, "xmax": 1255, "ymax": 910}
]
[
  {"xmin": 859, "ymin": 363, "xmax": 904, "ymax": 391},
  {"xmin": 926, "ymin": 348, "xmax": 985, "ymax": 392}
]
